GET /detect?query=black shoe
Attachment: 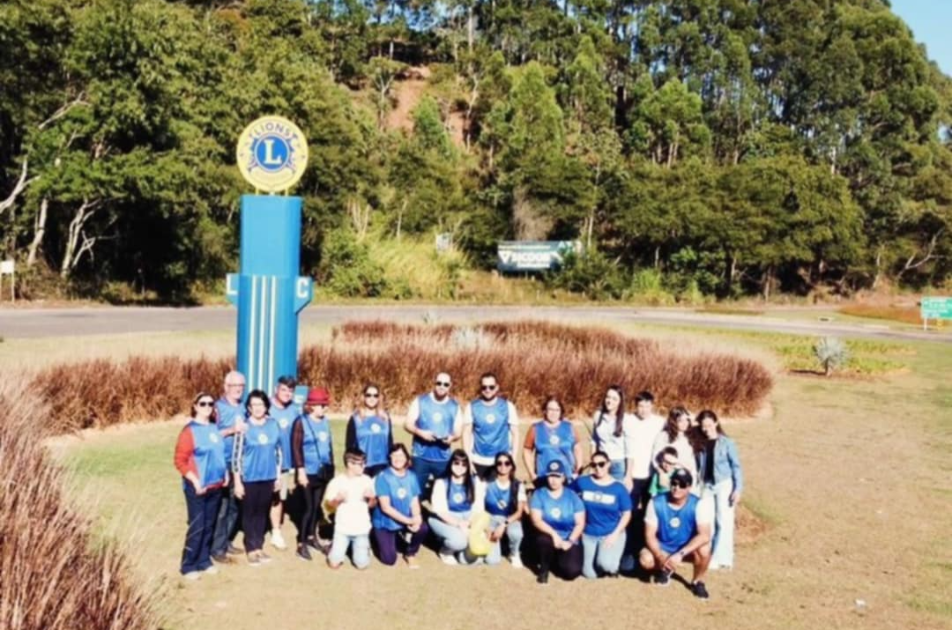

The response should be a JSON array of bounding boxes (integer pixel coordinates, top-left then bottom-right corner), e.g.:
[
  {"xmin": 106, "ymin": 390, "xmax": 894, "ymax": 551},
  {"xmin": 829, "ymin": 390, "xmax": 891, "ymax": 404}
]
[
  {"xmin": 536, "ymin": 571, "xmax": 549, "ymax": 584},
  {"xmin": 296, "ymin": 544, "xmax": 312, "ymax": 561},
  {"xmin": 226, "ymin": 543, "xmax": 243, "ymax": 556},
  {"xmin": 692, "ymin": 581, "xmax": 709, "ymax": 600},
  {"xmin": 306, "ymin": 537, "xmax": 322, "ymax": 552},
  {"xmin": 655, "ymin": 571, "xmax": 671, "ymax": 587}
]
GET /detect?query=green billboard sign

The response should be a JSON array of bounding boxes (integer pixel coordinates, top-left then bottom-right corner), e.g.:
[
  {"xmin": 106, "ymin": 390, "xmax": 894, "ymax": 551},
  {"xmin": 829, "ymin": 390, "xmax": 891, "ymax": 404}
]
[{"xmin": 921, "ymin": 297, "xmax": 952, "ymax": 320}]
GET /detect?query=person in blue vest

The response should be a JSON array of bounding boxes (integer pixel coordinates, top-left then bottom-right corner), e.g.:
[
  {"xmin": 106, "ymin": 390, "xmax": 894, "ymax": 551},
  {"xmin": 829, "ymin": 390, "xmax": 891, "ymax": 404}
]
[
  {"xmin": 463, "ymin": 372, "xmax": 520, "ymax": 480},
  {"xmin": 483, "ymin": 452, "xmax": 526, "ymax": 568},
  {"xmin": 529, "ymin": 460, "xmax": 585, "ymax": 584},
  {"xmin": 345, "ymin": 383, "xmax": 393, "ymax": 477},
  {"xmin": 290, "ymin": 387, "xmax": 334, "ymax": 561},
  {"xmin": 174, "ymin": 392, "xmax": 228, "ymax": 580},
  {"xmin": 233, "ymin": 389, "xmax": 282, "ymax": 567},
  {"xmin": 695, "ymin": 409, "xmax": 743, "ymax": 571},
  {"xmin": 211, "ymin": 370, "xmax": 246, "ymax": 563},
  {"xmin": 372, "ymin": 443, "xmax": 428, "ymax": 568},
  {"xmin": 428, "ymin": 449, "xmax": 486, "ymax": 565},
  {"xmin": 573, "ymin": 450, "xmax": 632, "ymax": 579},
  {"xmin": 404, "ymin": 372, "xmax": 462, "ymax": 499},
  {"xmin": 522, "ymin": 396, "xmax": 584, "ymax": 484},
  {"xmin": 269, "ymin": 375, "xmax": 300, "ymax": 551},
  {"xmin": 640, "ymin": 468, "xmax": 713, "ymax": 599}
]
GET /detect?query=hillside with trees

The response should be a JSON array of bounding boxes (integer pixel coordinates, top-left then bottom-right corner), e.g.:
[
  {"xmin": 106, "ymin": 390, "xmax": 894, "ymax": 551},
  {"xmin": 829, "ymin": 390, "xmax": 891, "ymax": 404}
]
[{"xmin": 1, "ymin": 0, "xmax": 950, "ymax": 302}]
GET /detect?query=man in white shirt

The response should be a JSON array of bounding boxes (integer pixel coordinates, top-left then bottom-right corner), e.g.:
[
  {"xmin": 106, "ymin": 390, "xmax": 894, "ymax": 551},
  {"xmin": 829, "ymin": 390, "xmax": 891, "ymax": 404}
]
[{"xmin": 620, "ymin": 390, "xmax": 665, "ymax": 573}]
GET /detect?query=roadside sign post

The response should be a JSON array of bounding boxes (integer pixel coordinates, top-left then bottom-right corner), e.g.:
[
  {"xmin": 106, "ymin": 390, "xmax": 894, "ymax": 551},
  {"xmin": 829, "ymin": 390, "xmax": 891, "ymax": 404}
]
[
  {"xmin": 0, "ymin": 260, "xmax": 14, "ymax": 303},
  {"xmin": 497, "ymin": 241, "xmax": 580, "ymax": 273},
  {"xmin": 228, "ymin": 116, "xmax": 313, "ymax": 392},
  {"xmin": 920, "ymin": 297, "xmax": 952, "ymax": 331}
]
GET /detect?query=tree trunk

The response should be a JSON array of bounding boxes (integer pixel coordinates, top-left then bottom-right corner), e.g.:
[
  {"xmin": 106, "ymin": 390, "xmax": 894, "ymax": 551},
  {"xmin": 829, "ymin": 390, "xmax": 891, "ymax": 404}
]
[
  {"xmin": 60, "ymin": 198, "xmax": 101, "ymax": 279},
  {"xmin": 26, "ymin": 196, "xmax": 48, "ymax": 267}
]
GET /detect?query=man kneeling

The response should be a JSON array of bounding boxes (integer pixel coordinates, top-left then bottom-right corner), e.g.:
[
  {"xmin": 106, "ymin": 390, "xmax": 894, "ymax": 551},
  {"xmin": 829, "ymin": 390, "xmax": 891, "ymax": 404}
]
[{"xmin": 639, "ymin": 468, "xmax": 713, "ymax": 599}]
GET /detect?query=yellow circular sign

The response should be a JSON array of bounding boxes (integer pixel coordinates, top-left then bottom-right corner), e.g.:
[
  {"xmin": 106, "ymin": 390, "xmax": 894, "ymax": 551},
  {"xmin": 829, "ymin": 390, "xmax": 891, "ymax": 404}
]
[{"xmin": 236, "ymin": 116, "xmax": 309, "ymax": 193}]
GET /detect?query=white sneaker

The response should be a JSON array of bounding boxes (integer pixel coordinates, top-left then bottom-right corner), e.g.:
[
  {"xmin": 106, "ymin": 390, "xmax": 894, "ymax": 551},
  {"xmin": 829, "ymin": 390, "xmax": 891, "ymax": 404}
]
[
  {"xmin": 202, "ymin": 565, "xmax": 219, "ymax": 575},
  {"xmin": 182, "ymin": 571, "xmax": 201, "ymax": 581},
  {"xmin": 271, "ymin": 530, "xmax": 287, "ymax": 550},
  {"xmin": 439, "ymin": 547, "xmax": 459, "ymax": 566},
  {"xmin": 510, "ymin": 554, "xmax": 524, "ymax": 569}
]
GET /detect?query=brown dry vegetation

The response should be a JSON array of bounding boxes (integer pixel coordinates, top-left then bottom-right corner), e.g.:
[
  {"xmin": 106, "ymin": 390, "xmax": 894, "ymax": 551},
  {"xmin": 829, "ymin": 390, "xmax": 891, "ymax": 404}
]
[
  {"xmin": 840, "ymin": 303, "xmax": 944, "ymax": 327},
  {"xmin": 0, "ymin": 379, "xmax": 160, "ymax": 630}
]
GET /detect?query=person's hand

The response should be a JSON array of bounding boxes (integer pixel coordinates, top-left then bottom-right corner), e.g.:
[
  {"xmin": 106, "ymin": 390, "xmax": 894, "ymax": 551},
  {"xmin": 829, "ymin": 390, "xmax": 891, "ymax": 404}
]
[
  {"xmin": 363, "ymin": 488, "xmax": 375, "ymax": 501},
  {"xmin": 662, "ymin": 552, "xmax": 681, "ymax": 573},
  {"xmin": 550, "ymin": 533, "xmax": 563, "ymax": 547},
  {"xmin": 457, "ymin": 520, "xmax": 470, "ymax": 533},
  {"xmin": 558, "ymin": 539, "xmax": 574, "ymax": 551},
  {"xmin": 407, "ymin": 519, "xmax": 421, "ymax": 533},
  {"xmin": 490, "ymin": 524, "xmax": 506, "ymax": 542},
  {"xmin": 416, "ymin": 429, "xmax": 436, "ymax": 442},
  {"xmin": 191, "ymin": 479, "xmax": 206, "ymax": 495},
  {"xmin": 297, "ymin": 470, "xmax": 308, "ymax": 488},
  {"xmin": 274, "ymin": 479, "xmax": 281, "ymax": 493},
  {"xmin": 603, "ymin": 532, "xmax": 619, "ymax": 549},
  {"xmin": 623, "ymin": 477, "xmax": 633, "ymax": 492},
  {"xmin": 335, "ymin": 491, "xmax": 347, "ymax": 503},
  {"xmin": 730, "ymin": 490, "xmax": 741, "ymax": 507},
  {"xmin": 235, "ymin": 419, "xmax": 247, "ymax": 434},
  {"xmin": 234, "ymin": 481, "xmax": 245, "ymax": 500}
]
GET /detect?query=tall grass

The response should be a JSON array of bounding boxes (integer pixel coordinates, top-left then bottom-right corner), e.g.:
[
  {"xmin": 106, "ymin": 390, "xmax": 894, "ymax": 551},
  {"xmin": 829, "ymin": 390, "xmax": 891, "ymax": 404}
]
[{"xmin": 0, "ymin": 379, "xmax": 161, "ymax": 630}]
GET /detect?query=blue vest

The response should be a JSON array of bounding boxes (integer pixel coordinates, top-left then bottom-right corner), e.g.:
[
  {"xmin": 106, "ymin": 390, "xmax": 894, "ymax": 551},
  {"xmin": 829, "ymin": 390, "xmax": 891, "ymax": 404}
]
[
  {"xmin": 372, "ymin": 468, "xmax": 421, "ymax": 531},
  {"xmin": 241, "ymin": 418, "xmax": 281, "ymax": 483},
  {"xmin": 470, "ymin": 398, "xmax": 511, "ymax": 458},
  {"xmin": 271, "ymin": 403, "xmax": 299, "ymax": 472},
  {"xmin": 215, "ymin": 398, "xmax": 244, "ymax": 466},
  {"xmin": 297, "ymin": 415, "xmax": 332, "ymax": 475},
  {"xmin": 654, "ymin": 494, "xmax": 700, "ymax": 554},
  {"xmin": 533, "ymin": 421, "xmax": 576, "ymax": 475},
  {"xmin": 412, "ymin": 394, "xmax": 459, "ymax": 462},
  {"xmin": 353, "ymin": 413, "xmax": 391, "ymax": 468},
  {"xmin": 485, "ymin": 479, "xmax": 519, "ymax": 517},
  {"xmin": 446, "ymin": 479, "xmax": 472, "ymax": 513},
  {"xmin": 184, "ymin": 421, "xmax": 227, "ymax": 490}
]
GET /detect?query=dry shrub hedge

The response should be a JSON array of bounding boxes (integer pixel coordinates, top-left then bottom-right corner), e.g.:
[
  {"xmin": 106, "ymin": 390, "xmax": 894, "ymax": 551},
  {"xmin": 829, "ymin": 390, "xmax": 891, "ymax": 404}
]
[
  {"xmin": 0, "ymin": 380, "xmax": 161, "ymax": 630},
  {"xmin": 30, "ymin": 320, "xmax": 771, "ymax": 431}
]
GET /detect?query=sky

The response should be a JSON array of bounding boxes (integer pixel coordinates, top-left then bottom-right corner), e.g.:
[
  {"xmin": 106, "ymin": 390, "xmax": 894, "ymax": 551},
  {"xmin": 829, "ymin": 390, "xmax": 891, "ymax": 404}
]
[{"xmin": 890, "ymin": 0, "xmax": 952, "ymax": 76}]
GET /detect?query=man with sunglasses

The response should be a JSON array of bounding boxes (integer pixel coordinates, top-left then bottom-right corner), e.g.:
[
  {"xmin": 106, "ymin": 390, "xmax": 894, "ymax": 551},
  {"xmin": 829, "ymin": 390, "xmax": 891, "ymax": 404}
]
[
  {"xmin": 641, "ymin": 468, "xmax": 713, "ymax": 599},
  {"xmin": 211, "ymin": 370, "xmax": 247, "ymax": 563},
  {"xmin": 463, "ymin": 372, "xmax": 520, "ymax": 479},
  {"xmin": 404, "ymin": 372, "xmax": 462, "ymax": 500}
]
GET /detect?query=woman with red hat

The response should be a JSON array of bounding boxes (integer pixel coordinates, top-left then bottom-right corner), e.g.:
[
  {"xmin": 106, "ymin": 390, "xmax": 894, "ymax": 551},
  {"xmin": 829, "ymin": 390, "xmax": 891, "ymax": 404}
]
[{"xmin": 291, "ymin": 387, "xmax": 335, "ymax": 561}]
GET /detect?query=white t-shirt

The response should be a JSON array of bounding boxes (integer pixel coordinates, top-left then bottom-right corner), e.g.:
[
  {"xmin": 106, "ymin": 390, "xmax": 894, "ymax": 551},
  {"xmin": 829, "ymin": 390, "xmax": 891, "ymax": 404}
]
[
  {"xmin": 644, "ymin": 494, "xmax": 714, "ymax": 528},
  {"xmin": 323, "ymin": 474, "xmax": 375, "ymax": 536},
  {"xmin": 628, "ymin": 414, "xmax": 666, "ymax": 479}
]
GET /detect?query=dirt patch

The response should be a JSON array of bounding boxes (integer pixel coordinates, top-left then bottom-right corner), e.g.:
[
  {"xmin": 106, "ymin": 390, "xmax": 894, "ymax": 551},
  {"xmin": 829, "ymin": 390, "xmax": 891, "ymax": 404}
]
[{"xmin": 386, "ymin": 66, "xmax": 431, "ymax": 133}]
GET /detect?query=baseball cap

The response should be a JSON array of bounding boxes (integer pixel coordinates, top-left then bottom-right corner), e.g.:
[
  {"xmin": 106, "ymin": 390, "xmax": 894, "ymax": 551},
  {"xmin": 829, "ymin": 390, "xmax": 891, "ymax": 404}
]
[
  {"xmin": 670, "ymin": 468, "xmax": 693, "ymax": 487},
  {"xmin": 545, "ymin": 460, "xmax": 567, "ymax": 476}
]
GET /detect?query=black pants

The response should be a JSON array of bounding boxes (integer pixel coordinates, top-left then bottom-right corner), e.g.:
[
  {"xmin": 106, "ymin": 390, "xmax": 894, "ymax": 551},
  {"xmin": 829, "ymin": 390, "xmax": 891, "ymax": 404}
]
[
  {"xmin": 474, "ymin": 463, "xmax": 494, "ymax": 481},
  {"xmin": 535, "ymin": 533, "xmax": 583, "ymax": 580},
  {"xmin": 297, "ymin": 468, "xmax": 332, "ymax": 544},
  {"xmin": 624, "ymin": 477, "xmax": 651, "ymax": 562},
  {"xmin": 242, "ymin": 481, "xmax": 273, "ymax": 552},
  {"xmin": 181, "ymin": 485, "xmax": 222, "ymax": 574}
]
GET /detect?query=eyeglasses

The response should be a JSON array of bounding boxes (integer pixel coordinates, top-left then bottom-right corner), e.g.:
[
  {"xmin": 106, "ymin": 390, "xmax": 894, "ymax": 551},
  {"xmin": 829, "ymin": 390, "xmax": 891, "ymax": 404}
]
[
  {"xmin": 226, "ymin": 383, "xmax": 245, "ymax": 388},
  {"xmin": 197, "ymin": 401, "xmax": 215, "ymax": 408},
  {"xmin": 592, "ymin": 461, "xmax": 609, "ymax": 469},
  {"xmin": 481, "ymin": 384, "xmax": 498, "ymax": 391},
  {"xmin": 346, "ymin": 459, "xmax": 366, "ymax": 466},
  {"xmin": 435, "ymin": 381, "xmax": 451, "ymax": 387},
  {"xmin": 364, "ymin": 393, "xmax": 379, "ymax": 399},
  {"xmin": 496, "ymin": 460, "xmax": 513, "ymax": 468},
  {"xmin": 545, "ymin": 407, "xmax": 561, "ymax": 413}
]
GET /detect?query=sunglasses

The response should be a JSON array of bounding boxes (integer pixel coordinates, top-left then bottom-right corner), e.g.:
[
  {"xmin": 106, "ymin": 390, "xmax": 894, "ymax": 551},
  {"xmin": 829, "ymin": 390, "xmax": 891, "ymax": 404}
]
[
  {"xmin": 496, "ymin": 460, "xmax": 513, "ymax": 468},
  {"xmin": 197, "ymin": 401, "xmax": 215, "ymax": 408},
  {"xmin": 451, "ymin": 460, "xmax": 468, "ymax": 466},
  {"xmin": 592, "ymin": 461, "xmax": 609, "ymax": 468},
  {"xmin": 435, "ymin": 381, "xmax": 451, "ymax": 387},
  {"xmin": 670, "ymin": 481, "xmax": 688, "ymax": 489},
  {"xmin": 226, "ymin": 383, "xmax": 245, "ymax": 388},
  {"xmin": 481, "ymin": 384, "xmax": 498, "ymax": 391}
]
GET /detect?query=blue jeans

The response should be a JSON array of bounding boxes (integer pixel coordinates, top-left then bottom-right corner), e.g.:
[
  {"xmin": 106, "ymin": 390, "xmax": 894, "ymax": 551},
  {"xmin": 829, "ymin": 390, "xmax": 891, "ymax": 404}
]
[
  {"xmin": 412, "ymin": 459, "xmax": 448, "ymax": 500},
  {"xmin": 181, "ymin": 485, "xmax": 223, "ymax": 574},
  {"xmin": 211, "ymin": 481, "xmax": 239, "ymax": 557},
  {"xmin": 486, "ymin": 515, "xmax": 524, "ymax": 565},
  {"xmin": 428, "ymin": 511, "xmax": 471, "ymax": 553},
  {"xmin": 328, "ymin": 531, "xmax": 371, "ymax": 569},
  {"xmin": 608, "ymin": 460, "xmax": 626, "ymax": 481},
  {"xmin": 582, "ymin": 531, "xmax": 626, "ymax": 578}
]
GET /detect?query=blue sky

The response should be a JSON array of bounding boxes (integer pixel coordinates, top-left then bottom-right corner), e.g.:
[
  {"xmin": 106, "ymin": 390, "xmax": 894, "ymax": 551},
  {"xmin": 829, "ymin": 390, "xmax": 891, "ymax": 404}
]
[{"xmin": 890, "ymin": 0, "xmax": 952, "ymax": 75}]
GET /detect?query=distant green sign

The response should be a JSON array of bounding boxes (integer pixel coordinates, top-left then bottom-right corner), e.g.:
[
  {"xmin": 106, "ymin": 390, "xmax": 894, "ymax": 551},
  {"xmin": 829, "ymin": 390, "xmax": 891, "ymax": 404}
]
[
  {"xmin": 921, "ymin": 297, "xmax": 952, "ymax": 319},
  {"xmin": 497, "ymin": 241, "xmax": 579, "ymax": 273}
]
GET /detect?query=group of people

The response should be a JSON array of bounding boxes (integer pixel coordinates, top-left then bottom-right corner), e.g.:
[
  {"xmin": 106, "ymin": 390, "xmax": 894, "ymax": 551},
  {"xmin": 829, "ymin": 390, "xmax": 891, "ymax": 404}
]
[{"xmin": 173, "ymin": 369, "xmax": 744, "ymax": 599}]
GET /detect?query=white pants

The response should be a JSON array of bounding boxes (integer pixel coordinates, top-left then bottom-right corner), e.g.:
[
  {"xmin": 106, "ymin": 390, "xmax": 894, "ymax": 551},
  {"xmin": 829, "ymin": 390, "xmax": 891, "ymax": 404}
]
[{"xmin": 705, "ymin": 479, "xmax": 735, "ymax": 568}]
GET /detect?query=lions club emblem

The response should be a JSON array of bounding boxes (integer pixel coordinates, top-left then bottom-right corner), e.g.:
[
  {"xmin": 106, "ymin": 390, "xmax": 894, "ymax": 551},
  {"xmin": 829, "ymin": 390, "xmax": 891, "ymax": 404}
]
[
  {"xmin": 257, "ymin": 433, "xmax": 269, "ymax": 445},
  {"xmin": 550, "ymin": 508, "xmax": 562, "ymax": 518},
  {"xmin": 371, "ymin": 423, "xmax": 382, "ymax": 434},
  {"xmin": 669, "ymin": 517, "xmax": 681, "ymax": 529},
  {"xmin": 236, "ymin": 116, "xmax": 308, "ymax": 193},
  {"xmin": 209, "ymin": 433, "xmax": 219, "ymax": 444},
  {"xmin": 486, "ymin": 413, "xmax": 496, "ymax": 424},
  {"xmin": 397, "ymin": 488, "xmax": 408, "ymax": 499}
]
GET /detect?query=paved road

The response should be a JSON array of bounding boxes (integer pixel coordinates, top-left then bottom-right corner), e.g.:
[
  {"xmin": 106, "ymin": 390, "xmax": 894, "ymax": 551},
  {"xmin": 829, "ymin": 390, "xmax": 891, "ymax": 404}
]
[{"xmin": 1, "ymin": 304, "xmax": 949, "ymax": 343}]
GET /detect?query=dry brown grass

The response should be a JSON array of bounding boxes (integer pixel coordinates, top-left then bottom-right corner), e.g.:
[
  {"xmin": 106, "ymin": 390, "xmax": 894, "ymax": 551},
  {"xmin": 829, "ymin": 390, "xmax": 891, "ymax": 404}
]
[
  {"xmin": 0, "ymin": 379, "xmax": 161, "ymax": 630},
  {"xmin": 839, "ymin": 303, "xmax": 944, "ymax": 327}
]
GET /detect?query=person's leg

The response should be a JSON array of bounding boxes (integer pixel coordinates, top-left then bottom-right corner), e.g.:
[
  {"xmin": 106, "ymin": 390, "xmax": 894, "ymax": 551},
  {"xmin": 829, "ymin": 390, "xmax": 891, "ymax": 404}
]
[
  {"xmin": 506, "ymin": 520, "xmax": 524, "ymax": 565},
  {"xmin": 638, "ymin": 547, "xmax": 657, "ymax": 571},
  {"xmin": 486, "ymin": 515, "xmax": 506, "ymax": 565},
  {"xmin": 428, "ymin": 516, "xmax": 468, "ymax": 553},
  {"xmin": 299, "ymin": 480, "xmax": 317, "ymax": 545},
  {"xmin": 608, "ymin": 460, "xmax": 626, "ymax": 482},
  {"xmin": 474, "ymin": 463, "xmax": 493, "ymax": 480},
  {"xmin": 268, "ymin": 475, "xmax": 287, "ymax": 548},
  {"xmin": 581, "ymin": 534, "xmax": 599, "ymax": 579},
  {"xmin": 372, "ymin": 528, "xmax": 398, "ymax": 566},
  {"xmin": 595, "ymin": 531, "xmax": 626, "ymax": 576},
  {"xmin": 245, "ymin": 482, "xmax": 271, "ymax": 553},
  {"xmin": 535, "ymin": 532, "xmax": 555, "ymax": 578},
  {"xmin": 556, "ymin": 543, "xmax": 583, "ymax": 581},
  {"xmin": 711, "ymin": 480, "xmax": 735, "ymax": 569},
  {"xmin": 197, "ymin": 489, "xmax": 223, "ymax": 570},
  {"xmin": 180, "ymin": 485, "xmax": 203, "ymax": 575},
  {"xmin": 211, "ymin": 484, "xmax": 239, "ymax": 557},
  {"xmin": 405, "ymin": 522, "xmax": 430, "ymax": 558},
  {"xmin": 311, "ymin": 474, "xmax": 330, "ymax": 542},
  {"xmin": 352, "ymin": 534, "xmax": 371, "ymax": 569},
  {"xmin": 690, "ymin": 542, "xmax": 712, "ymax": 584},
  {"xmin": 621, "ymin": 477, "xmax": 650, "ymax": 572},
  {"xmin": 327, "ymin": 529, "xmax": 349, "ymax": 567}
]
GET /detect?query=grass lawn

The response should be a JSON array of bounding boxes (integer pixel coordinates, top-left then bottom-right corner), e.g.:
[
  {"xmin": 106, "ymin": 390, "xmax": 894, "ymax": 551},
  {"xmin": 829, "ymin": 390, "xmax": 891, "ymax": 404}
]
[{"xmin": 41, "ymin": 323, "xmax": 952, "ymax": 630}]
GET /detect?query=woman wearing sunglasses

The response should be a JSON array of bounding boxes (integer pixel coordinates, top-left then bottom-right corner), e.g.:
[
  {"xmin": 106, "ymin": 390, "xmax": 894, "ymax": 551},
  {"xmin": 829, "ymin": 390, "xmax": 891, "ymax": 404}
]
[
  {"xmin": 651, "ymin": 406, "xmax": 698, "ymax": 492},
  {"xmin": 529, "ymin": 460, "xmax": 585, "ymax": 583},
  {"xmin": 483, "ymin": 452, "xmax": 526, "ymax": 568},
  {"xmin": 428, "ymin": 449, "xmax": 486, "ymax": 565},
  {"xmin": 174, "ymin": 392, "xmax": 228, "ymax": 580},
  {"xmin": 346, "ymin": 383, "xmax": 393, "ymax": 477},
  {"xmin": 574, "ymin": 450, "xmax": 632, "ymax": 579},
  {"xmin": 523, "ymin": 396, "xmax": 583, "ymax": 484},
  {"xmin": 232, "ymin": 389, "xmax": 282, "ymax": 566}
]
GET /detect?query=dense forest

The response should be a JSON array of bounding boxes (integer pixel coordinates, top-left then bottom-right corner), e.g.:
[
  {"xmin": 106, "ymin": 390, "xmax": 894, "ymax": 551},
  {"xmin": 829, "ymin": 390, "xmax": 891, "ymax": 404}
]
[{"xmin": 1, "ymin": 0, "xmax": 951, "ymax": 302}]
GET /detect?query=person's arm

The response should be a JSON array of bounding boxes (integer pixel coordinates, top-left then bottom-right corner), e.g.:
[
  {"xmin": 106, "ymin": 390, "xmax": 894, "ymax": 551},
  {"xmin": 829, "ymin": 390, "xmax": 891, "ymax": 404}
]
[
  {"xmin": 409, "ymin": 496, "xmax": 423, "ymax": 531},
  {"xmin": 173, "ymin": 427, "xmax": 203, "ymax": 494},
  {"xmin": 522, "ymin": 425, "xmax": 537, "ymax": 481},
  {"xmin": 387, "ymin": 419, "xmax": 395, "ymax": 450},
  {"xmin": 462, "ymin": 403, "xmax": 474, "ymax": 461},
  {"xmin": 650, "ymin": 432, "xmax": 667, "ymax": 474},
  {"xmin": 508, "ymin": 402, "xmax": 520, "ymax": 456},
  {"xmin": 291, "ymin": 419, "xmax": 306, "ymax": 474},
  {"xmin": 567, "ymin": 509, "xmax": 585, "ymax": 549},
  {"xmin": 430, "ymin": 479, "xmax": 462, "ymax": 526},
  {"xmin": 571, "ymin": 423, "xmax": 584, "ymax": 476},
  {"xmin": 728, "ymin": 438, "xmax": 743, "ymax": 503},
  {"xmin": 324, "ymin": 477, "xmax": 345, "ymax": 509},
  {"xmin": 403, "ymin": 398, "xmax": 433, "ymax": 440},
  {"xmin": 644, "ymin": 501, "xmax": 665, "ymax": 565},
  {"xmin": 345, "ymin": 416, "xmax": 357, "ymax": 452},
  {"xmin": 510, "ymin": 483, "xmax": 528, "ymax": 522},
  {"xmin": 232, "ymin": 431, "xmax": 246, "ymax": 498},
  {"xmin": 667, "ymin": 499, "xmax": 714, "ymax": 569},
  {"xmin": 376, "ymin": 494, "xmax": 413, "ymax": 526},
  {"xmin": 363, "ymin": 476, "xmax": 378, "ymax": 509},
  {"xmin": 529, "ymin": 508, "xmax": 561, "ymax": 543}
]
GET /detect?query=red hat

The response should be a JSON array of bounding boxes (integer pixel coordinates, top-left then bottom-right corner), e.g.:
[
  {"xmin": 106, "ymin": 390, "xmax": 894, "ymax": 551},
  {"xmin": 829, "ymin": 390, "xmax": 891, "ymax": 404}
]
[{"xmin": 306, "ymin": 388, "xmax": 331, "ymax": 406}]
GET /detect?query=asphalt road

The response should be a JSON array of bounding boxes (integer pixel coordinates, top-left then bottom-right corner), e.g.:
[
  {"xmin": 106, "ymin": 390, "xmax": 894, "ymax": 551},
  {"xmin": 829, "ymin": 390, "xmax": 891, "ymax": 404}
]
[{"xmin": 1, "ymin": 304, "xmax": 949, "ymax": 343}]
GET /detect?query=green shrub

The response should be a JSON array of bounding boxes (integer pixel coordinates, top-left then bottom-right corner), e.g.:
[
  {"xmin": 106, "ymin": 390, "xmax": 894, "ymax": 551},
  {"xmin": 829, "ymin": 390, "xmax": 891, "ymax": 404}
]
[{"xmin": 318, "ymin": 228, "xmax": 388, "ymax": 297}]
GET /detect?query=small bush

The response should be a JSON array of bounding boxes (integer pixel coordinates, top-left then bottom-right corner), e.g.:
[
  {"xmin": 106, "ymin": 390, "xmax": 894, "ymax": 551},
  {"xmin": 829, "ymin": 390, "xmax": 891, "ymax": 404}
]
[
  {"xmin": 813, "ymin": 336, "xmax": 849, "ymax": 376},
  {"xmin": 318, "ymin": 228, "xmax": 389, "ymax": 297}
]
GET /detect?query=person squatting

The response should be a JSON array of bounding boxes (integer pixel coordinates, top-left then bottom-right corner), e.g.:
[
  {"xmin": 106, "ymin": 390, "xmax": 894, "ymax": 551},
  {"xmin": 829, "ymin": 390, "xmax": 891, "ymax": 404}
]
[{"xmin": 174, "ymin": 370, "xmax": 743, "ymax": 599}]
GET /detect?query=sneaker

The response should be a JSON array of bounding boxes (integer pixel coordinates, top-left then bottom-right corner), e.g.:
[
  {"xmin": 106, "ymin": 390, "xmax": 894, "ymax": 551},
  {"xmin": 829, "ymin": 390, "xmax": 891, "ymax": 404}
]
[
  {"xmin": 306, "ymin": 537, "xmax": 322, "ymax": 552},
  {"xmin": 258, "ymin": 551, "xmax": 273, "ymax": 564},
  {"xmin": 655, "ymin": 571, "xmax": 671, "ymax": 587},
  {"xmin": 692, "ymin": 581, "xmax": 710, "ymax": 600},
  {"xmin": 510, "ymin": 554, "xmax": 524, "ymax": 569},
  {"xmin": 211, "ymin": 553, "xmax": 232, "ymax": 564},
  {"xmin": 405, "ymin": 555, "xmax": 421, "ymax": 569},
  {"xmin": 226, "ymin": 543, "xmax": 243, "ymax": 556},
  {"xmin": 182, "ymin": 571, "xmax": 201, "ymax": 581},
  {"xmin": 438, "ymin": 547, "xmax": 459, "ymax": 566},
  {"xmin": 246, "ymin": 553, "xmax": 261, "ymax": 567},
  {"xmin": 271, "ymin": 530, "xmax": 287, "ymax": 550},
  {"xmin": 296, "ymin": 544, "xmax": 312, "ymax": 562},
  {"xmin": 536, "ymin": 571, "xmax": 549, "ymax": 584},
  {"xmin": 202, "ymin": 565, "xmax": 220, "ymax": 575}
]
